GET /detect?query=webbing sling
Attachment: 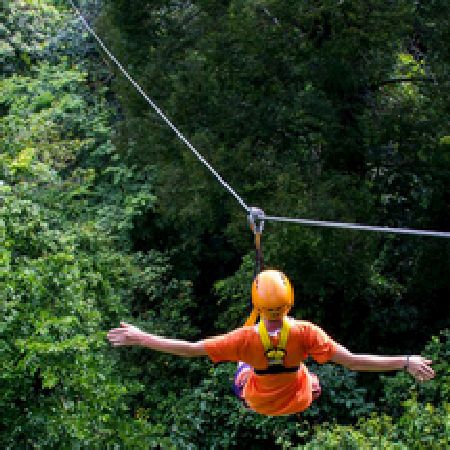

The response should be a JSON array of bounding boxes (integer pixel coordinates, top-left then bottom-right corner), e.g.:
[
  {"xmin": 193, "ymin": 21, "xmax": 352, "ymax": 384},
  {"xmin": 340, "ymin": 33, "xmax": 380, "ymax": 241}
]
[
  {"xmin": 255, "ymin": 318, "xmax": 298, "ymax": 375},
  {"xmin": 244, "ymin": 207, "xmax": 265, "ymax": 327}
]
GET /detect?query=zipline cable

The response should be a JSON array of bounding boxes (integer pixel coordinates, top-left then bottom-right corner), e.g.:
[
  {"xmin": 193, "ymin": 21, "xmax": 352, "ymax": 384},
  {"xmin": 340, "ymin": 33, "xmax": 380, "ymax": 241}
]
[
  {"xmin": 262, "ymin": 215, "xmax": 450, "ymax": 238},
  {"xmin": 67, "ymin": 0, "xmax": 249, "ymax": 213},
  {"xmin": 67, "ymin": 1, "xmax": 450, "ymax": 239}
]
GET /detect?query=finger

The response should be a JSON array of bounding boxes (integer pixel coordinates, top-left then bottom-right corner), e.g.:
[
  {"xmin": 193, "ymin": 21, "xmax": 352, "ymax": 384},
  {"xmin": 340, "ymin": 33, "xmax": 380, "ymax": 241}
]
[
  {"xmin": 107, "ymin": 328, "xmax": 125, "ymax": 335},
  {"xmin": 421, "ymin": 368, "xmax": 435, "ymax": 379},
  {"xmin": 108, "ymin": 328, "xmax": 129, "ymax": 336},
  {"xmin": 108, "ymin": 334, "xmax": 125, "ymax": 342},
  {"xmin": 107, "ymin": 333, "xmax": 121, "ymax": 341},
  {"xmin": 420, "ymin": 372, "xmax": 432, "ymax": 380},
  {"xmin": 107, "ymin": 329, "xmax": 125, "ymax": 336},
  {"xmin": 417, "ymin": 369, "xmax": 434, "ymax": 381},
  {"xmin": 421, "ymin": 363, "xmax": 435, "ymax": 374},
  {"xmin": 424, "ymin": 359, "xmax": 433, "ymax": 365}
]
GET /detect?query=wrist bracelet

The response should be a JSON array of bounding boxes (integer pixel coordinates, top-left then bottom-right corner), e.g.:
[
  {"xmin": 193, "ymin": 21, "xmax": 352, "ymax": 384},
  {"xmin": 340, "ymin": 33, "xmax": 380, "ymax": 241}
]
[{"xmin": 404, "ymin": 355, "xmax": 410, "ymax": 370}]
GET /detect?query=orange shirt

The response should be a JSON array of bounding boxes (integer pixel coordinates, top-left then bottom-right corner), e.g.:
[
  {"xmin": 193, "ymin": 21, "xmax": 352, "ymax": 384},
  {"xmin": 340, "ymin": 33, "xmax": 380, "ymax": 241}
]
[{"xmin": 203, "ymin": 319, "xmax": 337, "ymax": 416}]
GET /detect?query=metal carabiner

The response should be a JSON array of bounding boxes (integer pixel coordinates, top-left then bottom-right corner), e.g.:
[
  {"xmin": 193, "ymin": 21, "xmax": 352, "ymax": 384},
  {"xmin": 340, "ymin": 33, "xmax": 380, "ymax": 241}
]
[
  {"xmin": 248, "ymin": 207, "xmax": 265, "ymax": 277},
  {"xmin": 248, "ymin": 207, "xmax": 265, "ymax": 235}
]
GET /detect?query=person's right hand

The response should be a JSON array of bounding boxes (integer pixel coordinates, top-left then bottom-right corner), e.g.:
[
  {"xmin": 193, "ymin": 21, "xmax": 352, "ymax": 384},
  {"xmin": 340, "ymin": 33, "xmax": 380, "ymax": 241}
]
[
  {"xmin": 406, "ymin": 356, "xmax": 435, "ymax": 382},
  {"xmin": 107, "ymin": 322, "xmax": 144, "ymax": 347}
]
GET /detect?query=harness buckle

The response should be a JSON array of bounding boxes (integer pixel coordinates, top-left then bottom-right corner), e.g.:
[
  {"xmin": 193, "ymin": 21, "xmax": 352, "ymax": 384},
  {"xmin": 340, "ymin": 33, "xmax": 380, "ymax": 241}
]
[{"xmin": 265, "ymin": 348, "xmax": 287, "ymax": 366}]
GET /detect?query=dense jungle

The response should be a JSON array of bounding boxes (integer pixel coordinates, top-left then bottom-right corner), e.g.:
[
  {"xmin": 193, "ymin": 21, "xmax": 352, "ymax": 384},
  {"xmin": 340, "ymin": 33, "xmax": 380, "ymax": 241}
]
[{"xmin": 1, "ymin": 1, "xmax": 449, "ymax": 448}]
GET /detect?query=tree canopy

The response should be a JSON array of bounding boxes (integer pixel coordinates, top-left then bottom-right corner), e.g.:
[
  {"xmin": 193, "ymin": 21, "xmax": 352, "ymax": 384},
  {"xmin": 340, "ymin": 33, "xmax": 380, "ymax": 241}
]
[{"xmin": 1, "ymin": 1, "xmax": 449, "ymax": 448}]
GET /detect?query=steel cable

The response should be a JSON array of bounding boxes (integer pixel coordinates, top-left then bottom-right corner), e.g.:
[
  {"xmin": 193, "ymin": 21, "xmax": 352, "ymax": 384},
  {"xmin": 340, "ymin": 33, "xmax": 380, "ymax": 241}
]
[{"xmin": 67, "ymin": 1, "xmax": 450, "ymax": 239}]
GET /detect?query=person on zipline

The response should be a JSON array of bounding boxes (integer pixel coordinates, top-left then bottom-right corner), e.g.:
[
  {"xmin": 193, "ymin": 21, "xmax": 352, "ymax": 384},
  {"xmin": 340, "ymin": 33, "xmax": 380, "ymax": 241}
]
[{"xmin": 107, "ymin": 269, "xmax": 435, "ymax": 416}]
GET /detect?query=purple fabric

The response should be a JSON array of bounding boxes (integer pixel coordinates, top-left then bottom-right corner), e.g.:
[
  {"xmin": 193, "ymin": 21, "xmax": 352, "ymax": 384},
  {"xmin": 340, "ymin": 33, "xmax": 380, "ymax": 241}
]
[
  {"xmin": 232, "ymin": 363, "xmax": 252, "ymax": 398},
  {"xmin": 309, "ymin": 371, "xmax": 322, "ymax": 400}
]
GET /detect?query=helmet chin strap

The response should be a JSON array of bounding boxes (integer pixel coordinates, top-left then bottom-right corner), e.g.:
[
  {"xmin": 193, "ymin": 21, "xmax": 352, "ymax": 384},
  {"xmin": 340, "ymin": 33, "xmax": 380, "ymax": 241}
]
[{"xmin": 244, "ymin": 308, "xmax": 260, "ymax": 327}]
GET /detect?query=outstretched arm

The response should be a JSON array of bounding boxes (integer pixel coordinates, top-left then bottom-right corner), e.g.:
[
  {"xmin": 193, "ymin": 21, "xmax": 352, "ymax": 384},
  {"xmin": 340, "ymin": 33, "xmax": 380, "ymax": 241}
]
[
  {"xmin": 331, "ymin": 344, "xmax": 435, "ymax": 382},
  {"xmin": 107, "ymin": 322, "xmax": 207, "ymax": 357}
]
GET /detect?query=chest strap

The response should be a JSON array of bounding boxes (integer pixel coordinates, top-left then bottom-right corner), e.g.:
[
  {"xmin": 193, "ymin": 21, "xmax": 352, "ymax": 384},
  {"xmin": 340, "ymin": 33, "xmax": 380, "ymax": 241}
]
[{"xmin": 258, "ymin": 317, "xmax": 290, "ymax": 365}]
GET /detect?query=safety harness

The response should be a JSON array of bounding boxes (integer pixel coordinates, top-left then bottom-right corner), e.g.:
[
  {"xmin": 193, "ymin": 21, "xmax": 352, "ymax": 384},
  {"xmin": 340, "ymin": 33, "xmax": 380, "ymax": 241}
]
[
  {"xmin": 254, "ymin": 317, "xmax": 298, "ymax": 375},
  {"xmin": 259, "ymin": 317, "xmax": 289, "ymax": 363}
]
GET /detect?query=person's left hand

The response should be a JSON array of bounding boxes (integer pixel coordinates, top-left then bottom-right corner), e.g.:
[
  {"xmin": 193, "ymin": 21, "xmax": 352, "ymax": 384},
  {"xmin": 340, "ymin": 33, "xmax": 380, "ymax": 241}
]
[
  {"xmin": 107, "ymin": 322, "xmax": 144, "ymax": 347},
  {"xmin": 406, "ymin": 356, "xmax": 435, "ymax": 382}
]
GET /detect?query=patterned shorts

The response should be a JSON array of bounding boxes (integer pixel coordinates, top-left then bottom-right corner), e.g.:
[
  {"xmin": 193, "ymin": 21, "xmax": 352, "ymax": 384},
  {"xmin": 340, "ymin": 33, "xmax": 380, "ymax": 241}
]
[{"xmin": 232, "ymin": 363, "xmax": 252, "ymax": 399}]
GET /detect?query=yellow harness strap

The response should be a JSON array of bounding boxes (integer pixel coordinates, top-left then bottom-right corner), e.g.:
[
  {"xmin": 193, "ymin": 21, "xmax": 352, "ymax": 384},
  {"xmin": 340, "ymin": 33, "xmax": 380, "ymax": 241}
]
[{"xmin": 258, "ymin": 317, "xmax": 290, "ymax": 365}]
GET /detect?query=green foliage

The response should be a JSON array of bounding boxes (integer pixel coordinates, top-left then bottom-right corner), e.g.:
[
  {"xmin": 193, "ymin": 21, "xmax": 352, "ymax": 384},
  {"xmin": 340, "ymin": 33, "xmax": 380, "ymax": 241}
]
[
  {"xmin": 303, "ymin": 363, "xmax": 376, "ymax": 423},
  {"xmin": 299, "ymin": 401, "xmax": 449, "ymax": 449},
  {"xmin": 0, "ymin": 162, "xmax": 158, "ymax": 447},
  {"xmin": 380, "ymin": 330, "xmax": 450, "ymax": 414},
  {"xmin": 0, "ymin": 2, "xmax": 176, "ymax": 447},
  {"xmin": 2, "ymin": 0, "xmax": 449, "ymax": 448},
  {"xmin": 1, "ymin": 0, "xmax": 66, "ymax": 75},
  {"xmin": 214, "ymin": 253, "xmax": 254, "ymax": 331}
]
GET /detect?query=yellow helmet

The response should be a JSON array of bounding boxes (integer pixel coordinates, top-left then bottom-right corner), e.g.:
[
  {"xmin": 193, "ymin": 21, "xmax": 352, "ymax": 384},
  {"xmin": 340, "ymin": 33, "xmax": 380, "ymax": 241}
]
[{"xmin": 245, "ymin": 269, "xmax": 294, "ymax": 325}]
